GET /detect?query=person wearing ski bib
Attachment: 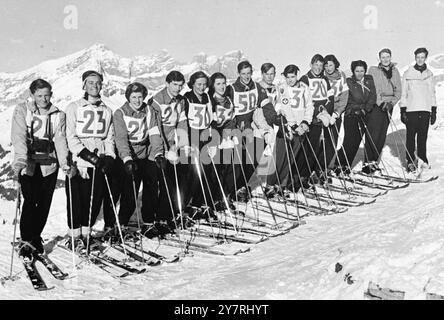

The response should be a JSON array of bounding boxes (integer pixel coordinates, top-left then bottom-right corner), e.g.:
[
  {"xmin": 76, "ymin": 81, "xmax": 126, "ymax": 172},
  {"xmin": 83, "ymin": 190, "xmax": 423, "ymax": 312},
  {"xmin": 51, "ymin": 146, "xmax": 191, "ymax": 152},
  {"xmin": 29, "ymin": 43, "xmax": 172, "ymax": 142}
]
[
  {"xmin": 208, "ymin": 72, "xmax": 238, "ymax": 212},
  {"xmin": 182, "ymin": 71, "xmax": 218, "ymax": 220},
  {"xmin": 295, "ymin": 54, "xmax": 334, "ymax": 188},
  {"xmin": 227, "ymin": 61, "xmax": 274, "ymax": 202},
  {"xmin": 11, "ymin": 79, "xmax": 71, "ymax": 259},
  {"xmin": 364, "ymin": 48, "xmax": 402, "ymax": 175},
  {"xmin": 400, "ymin": 47, "xmax": 437, "ymax": 176},
  {"xmin": 259, "ymin": 63, "xmax": 278, "ymax": 105},
  {"xmin": 335, "ymin": 60, "xmax": 377, "ymax": 175},
  {"xmin": 263, "ymin": 65, "xmax": 313, "ymax": 194},
  {"xmin": 114, "ymin": 82, "xmax": 165, "ymax": 239},
  {"xmin": 323, "ymin": 54, "xmax": 349, "ymax": 175},
  {"xmin": 149, "ymin": 70, "xmax": 189, "ymax": 235},
  {"xmin": 65, "ymin": 70, "xmax": 115, "ymax": 249}
]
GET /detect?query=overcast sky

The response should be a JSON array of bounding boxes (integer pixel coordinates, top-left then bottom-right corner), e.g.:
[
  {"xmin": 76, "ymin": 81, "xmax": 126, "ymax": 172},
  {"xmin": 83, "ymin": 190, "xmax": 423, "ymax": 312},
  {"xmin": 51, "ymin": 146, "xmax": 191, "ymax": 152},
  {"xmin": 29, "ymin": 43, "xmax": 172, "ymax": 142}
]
[{"xmin": 1, "ymin": 0, "xmax": 444, "ymax": 73}]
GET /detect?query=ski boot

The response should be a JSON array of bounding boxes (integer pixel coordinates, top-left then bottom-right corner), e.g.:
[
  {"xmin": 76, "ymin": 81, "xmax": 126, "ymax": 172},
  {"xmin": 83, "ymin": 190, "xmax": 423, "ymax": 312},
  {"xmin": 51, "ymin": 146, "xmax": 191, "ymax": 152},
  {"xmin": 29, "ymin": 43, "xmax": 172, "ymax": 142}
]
[
  {"xmin": 18, "ymin": 241, "xmax": 35, "ymax": 262},
  {"xmin": 140, "ymin": 223, "xmax": 159, "ymax": 239},
  {"xmin": 156, "ymin": 220, "xmax": 175, "ymax": 237},
  {"xmin": 236, "ymin": 186, "xmax": 252, "ymax": 203}
]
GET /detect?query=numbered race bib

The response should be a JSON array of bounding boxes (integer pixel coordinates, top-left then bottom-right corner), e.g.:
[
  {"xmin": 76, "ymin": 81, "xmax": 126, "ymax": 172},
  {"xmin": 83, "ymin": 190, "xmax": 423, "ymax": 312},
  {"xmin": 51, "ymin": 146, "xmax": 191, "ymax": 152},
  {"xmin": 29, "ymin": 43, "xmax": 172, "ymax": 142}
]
[
  {"xmin": 330, "ymin": 79, "xmax": 344, "ymax": 98},
  {"xmin": 188, "ymin": 102, "xmax": 212, "ymax": 130},
  {"xmin": 76, "ymin": 105, "xmax": 111, "ymax": 138},
  {"xmin": 123, "ymin": 115, "xmax": 149, "ymax": 143},
  {"xmin": 159, "ymin": 102, "xmax": 179, "ymax": 126},
  {"xmin": 278, "ymin": 86, "xmax": 305, "ymax": 124},
  {"xmin": 233, "ymin": 85, "xmax": 258, "ymax": 116},
  {"xmin": 215, "ymin": 104, "xmax": 234, "ymax": 126},
  {"xmin": 309, "ymin": 78, "xmax": 328, "ymax": 101},
  {"xmin": 29, "ymin": 114, "xmax": 50, "ymax": 140}
]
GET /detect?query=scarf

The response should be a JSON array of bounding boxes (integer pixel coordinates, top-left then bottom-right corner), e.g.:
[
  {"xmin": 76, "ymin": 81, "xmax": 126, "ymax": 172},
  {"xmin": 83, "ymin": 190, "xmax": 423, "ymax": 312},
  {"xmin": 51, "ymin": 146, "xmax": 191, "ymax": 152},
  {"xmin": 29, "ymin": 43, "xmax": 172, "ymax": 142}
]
[
  {"xmin": 379, "ymin": 63, "xmax": 393, "ymax": 79},
  {"xmin": 414, "ymin": 63, "xmax": 427, "ymax": 73}
]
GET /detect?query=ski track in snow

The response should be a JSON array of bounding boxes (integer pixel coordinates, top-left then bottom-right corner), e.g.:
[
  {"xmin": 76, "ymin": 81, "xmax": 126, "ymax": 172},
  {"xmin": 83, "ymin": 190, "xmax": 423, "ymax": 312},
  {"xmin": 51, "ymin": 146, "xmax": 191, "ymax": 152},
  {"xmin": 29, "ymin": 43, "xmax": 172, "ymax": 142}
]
[{"xmin": 0, "ymin": 119, "xmax": 443, "ymax": 300}]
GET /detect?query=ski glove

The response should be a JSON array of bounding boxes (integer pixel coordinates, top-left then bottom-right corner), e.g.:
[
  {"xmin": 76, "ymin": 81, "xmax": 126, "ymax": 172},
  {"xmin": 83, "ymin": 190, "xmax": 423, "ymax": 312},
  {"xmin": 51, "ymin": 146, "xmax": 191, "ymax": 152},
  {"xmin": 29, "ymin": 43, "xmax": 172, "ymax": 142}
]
[
  {"xmin": 330, "ymin": 112, "xmax": 339, "ymax": 126},
  {"xmin": 165, "ymin": 150, "xmax": 179, "ymax": 164},
  {"xmin": 155, "ymin": 155, "xmax": 167, "ymax": 170},
  {"xmin": 101, "ymin": 156, "xmax": 114, "ymax": 175},
  {"xmin": 296, "ymin": 122, "xmax": 310, "ymax": 136},
  {"xmin": 431, "ymin": 106, "xmax": 437, "ymax": 125},
  {"xmin": 381, "ymin": 101, "xmax": 394, "ymax": 113},
  {"xmin": 124, "ymin": 160, "xmax": 137, "ymax": 176},
  {"xmin": 353, "ymin": 109, "xmax": 366, "ymax": 118},
  {"xmin": 317, "ymin": 110, "xmax": 331, "ymax": 127},
  {"xmin": 207, "ymin": 145, "xmax": 217, "ymax": 159},
  {"xmin": 62, "ymin": 164, "xmax": 77, "ymax": 179},
  {"xmin": 400, "ymin": 107, "xmax": 408, "ymax": 125},
  {"xmin": 78, "ymin": 148, "xmax": 100, "ymax": 167}
]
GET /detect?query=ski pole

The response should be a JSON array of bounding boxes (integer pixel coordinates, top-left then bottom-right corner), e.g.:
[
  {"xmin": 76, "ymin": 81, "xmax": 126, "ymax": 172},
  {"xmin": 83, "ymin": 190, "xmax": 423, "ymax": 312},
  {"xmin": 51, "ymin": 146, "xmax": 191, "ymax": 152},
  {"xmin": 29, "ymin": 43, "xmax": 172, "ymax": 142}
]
[
  {"xmin": 67, "ymin": 173, "xmax": 77, "ymax": 271},
  {"xmin": 268, "ymin": 140, "xmax": 291, "ymax": 218},
  {"xmin": 299, "ymin": 135, "xmax": 324, "ymax": 208},
  {"xmin": 104, "ymin": 173, "xmax": 128, "ymax": 259},
  {"xmin": 193, "ymin": 153, "xmax": 216, "ymax": 239},
  {"xmin": 160, "ymin": 166, "xmax": 185, "ymax": 254},
  {"xmin": 333, "ymin": 123, "xmax": 357, "ymax": 185},
  {"xmin": 386, "ymin": 111, "xmax": 407, "ymax": 179},
  {"xmin": 233, "ymin": 141, "xmax": 261, "ymax": 224},
  {"xmin": 287, "ymin": 134, "xmax": 310, "ymax": 207},
  {"xmin": 131, "ymin": 177, "xmax": 145, "ymax": 263},
  {"xmin": 386, "ymin": 110, "xmax": 418, "ymax": 173},
  {"xmin": 280, "ymin": 118, "xmax": 300, "ymax": 222},
  {"xmin": 326, "ymin": 126, "xmax": 354, "ymax": 196},
  {"xmin": 209, "ymin": 146, "xmax": 238, "ymax": 233},
  {"xmin": 85, "ymin": 150, "xmax": 97, "ymax": 256},
  {"xmin": 242, "ymin": 137, "xmax": 278, "ymax": 225},
  {"xmin": 6, "ymin": 184, "xmax": 22, "ymax": 280},
  {"xmin": 360, "ymin": 119, "xmax": 396, "ymax": 176}
]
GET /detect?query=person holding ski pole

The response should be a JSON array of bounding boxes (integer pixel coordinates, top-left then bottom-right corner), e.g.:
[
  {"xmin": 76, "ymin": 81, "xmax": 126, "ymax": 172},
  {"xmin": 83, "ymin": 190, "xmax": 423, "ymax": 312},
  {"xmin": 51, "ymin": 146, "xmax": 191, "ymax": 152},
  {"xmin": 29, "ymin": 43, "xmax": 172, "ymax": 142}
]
[
  {"xmin": 263, "ymin": 64, "xmax": 313, "ymax": 195},
  {"xmin": 227, "ymin": 60, "xmax": 274, "ymax": 202},
  {"xmin": 295, "ymin": 54, "xmax": 334, "ymax": 188},
  {"xmin": 208, "ymin": 72, "xmax": 238, "ymax": 212},
  {"xmin": 364, "ymin": 48, "xmax": 402, "ymax": 174},
  {"xmin": 322, "ymin": 54, "xmax": 349, "ymax": 174},
  {"xmin": 149, "ymin": 70, "xmax": 189, "ymax": 235},
  {"xmin": 11, "ymin": 79, "xmax": 72, "ymax": 259},
  {"xmin": 335, "ymin": 61, "xmax": 377, "ymax": 174},
  {"xmin": 113, "ymin": 82, "xmax": 165, "ymax": 239},
  {"xmin": 182, "ymin": 71, "xmax": 218, "ymax": 220},
  {"xmin": 64, "ymin": 70, "xmax": 115, "ymax": 250},
  {"xmin": 399, "ymin": 47, "xmax": 437, "ymax": 176}
]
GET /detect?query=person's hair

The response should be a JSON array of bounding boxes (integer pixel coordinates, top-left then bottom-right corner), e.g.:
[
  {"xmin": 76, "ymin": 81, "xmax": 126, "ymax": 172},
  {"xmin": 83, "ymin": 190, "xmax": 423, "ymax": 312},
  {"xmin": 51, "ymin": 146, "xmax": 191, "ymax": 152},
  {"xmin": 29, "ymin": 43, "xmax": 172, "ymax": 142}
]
[
  {"xmin": 237, "ymin": 60, "xmax": 253, "ymax": 73},
  {"xmin": 324, "ymin": 54, "xmax": 340, "ymax": 69},
  {"xmin": 208, "ymin": 72, "xmax": 227, "ymax": 96},
  {"xmin": 414, "ymin": 47, "xmax": 429, "ymax": 58},
  {"xmin": 165, "ymin": 70, "xmax": 185, "ymax": 84},
  {"xmin": 29, "ymin": 79, "xmax": 52, "ymax": 94},
  {"xmin": 125, "ymin": 82, "xmax": 148, "ymax": 101},
  {"xmin": 378, "ymin": 48, "xmax": 392, "ymax": 58},
  {"xmin": 282, "ymin": 65, "xmax": 300, "ymax": 77},
  {"xmin": 351, "ymin": 60, "xmax": 368, "ymax": 73},
  {"xmin": 261, "ymin": 63, "xmax": 275, "ymax": 74},
  {"xmin": 187, "ymin": 71, "xmax": 209, "ymax": 89},
  {"xmin": 311, "ymin": 54, "xmax": 324, "ymax": 65}
]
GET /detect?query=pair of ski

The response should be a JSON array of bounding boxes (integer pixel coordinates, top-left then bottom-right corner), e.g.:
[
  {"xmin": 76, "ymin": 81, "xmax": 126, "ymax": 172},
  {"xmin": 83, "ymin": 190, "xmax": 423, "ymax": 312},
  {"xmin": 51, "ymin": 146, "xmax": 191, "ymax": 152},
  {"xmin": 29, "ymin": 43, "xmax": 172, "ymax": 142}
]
[
  {"xmin": 55, "ymin": 236, "xmax": 166, "ymax": 278},
  {"xmin": 12, "ymin": 241, "xmax": 68, "ymax": 291},
  {"xmin": 356, "ymin": 172, "xmax": 438, "ymax": 184}
]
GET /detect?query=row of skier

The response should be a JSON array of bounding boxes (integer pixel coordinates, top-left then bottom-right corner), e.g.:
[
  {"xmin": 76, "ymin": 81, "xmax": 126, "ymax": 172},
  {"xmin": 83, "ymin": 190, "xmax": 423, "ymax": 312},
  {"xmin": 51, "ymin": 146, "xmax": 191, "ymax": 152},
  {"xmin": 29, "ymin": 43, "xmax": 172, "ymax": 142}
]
[{"xmin": 11, "ymin": 46, "xmax": 437, "ymax": 259}]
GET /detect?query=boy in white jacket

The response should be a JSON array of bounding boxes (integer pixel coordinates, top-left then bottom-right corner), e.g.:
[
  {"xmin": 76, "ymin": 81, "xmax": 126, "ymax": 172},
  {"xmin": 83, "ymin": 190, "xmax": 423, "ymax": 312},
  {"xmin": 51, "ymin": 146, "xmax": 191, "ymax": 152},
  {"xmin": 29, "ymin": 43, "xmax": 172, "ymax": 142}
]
[{"xmin": 399, "ymin": 47, "xmax": 437, "ymax": 174}]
